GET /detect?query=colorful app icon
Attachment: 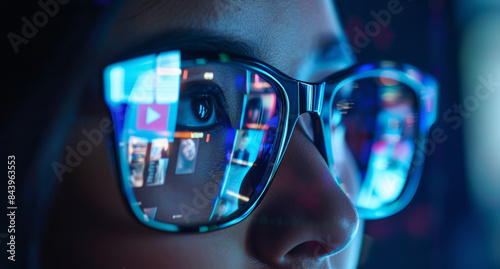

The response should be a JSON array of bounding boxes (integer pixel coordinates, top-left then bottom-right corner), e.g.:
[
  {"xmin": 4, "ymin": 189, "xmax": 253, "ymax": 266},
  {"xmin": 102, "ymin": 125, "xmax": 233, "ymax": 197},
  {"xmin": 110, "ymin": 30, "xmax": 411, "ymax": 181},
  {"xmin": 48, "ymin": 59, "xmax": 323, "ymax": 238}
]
[{"xmin": 136, "ymin": 103, "xmax": 170, "ymax": 131}]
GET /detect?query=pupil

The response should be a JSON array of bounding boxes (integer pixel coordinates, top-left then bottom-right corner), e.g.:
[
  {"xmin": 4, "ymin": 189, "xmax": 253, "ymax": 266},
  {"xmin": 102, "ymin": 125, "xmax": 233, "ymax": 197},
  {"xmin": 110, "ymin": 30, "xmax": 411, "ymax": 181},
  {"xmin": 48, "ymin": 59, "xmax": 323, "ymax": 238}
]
[{"xmin": 193, "ymin": 96, "xmax": 212, "ymax": 121}]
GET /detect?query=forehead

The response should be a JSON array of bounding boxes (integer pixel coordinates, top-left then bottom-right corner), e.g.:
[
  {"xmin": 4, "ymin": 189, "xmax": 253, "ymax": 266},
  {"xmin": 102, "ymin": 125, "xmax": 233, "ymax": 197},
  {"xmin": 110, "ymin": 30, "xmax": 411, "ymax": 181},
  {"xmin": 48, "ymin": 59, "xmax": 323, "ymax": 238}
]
[{"xmin": 100, "ymin": 0, "xmax": 354, "ymax": 80}]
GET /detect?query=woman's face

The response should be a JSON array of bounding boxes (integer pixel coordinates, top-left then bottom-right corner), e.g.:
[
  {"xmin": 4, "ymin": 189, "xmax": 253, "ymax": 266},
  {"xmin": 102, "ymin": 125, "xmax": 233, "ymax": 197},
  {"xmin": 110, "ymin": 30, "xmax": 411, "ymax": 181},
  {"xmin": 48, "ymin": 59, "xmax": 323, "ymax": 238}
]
[
  {"xmin": 181, "ymin": 139, "xmax": 196, "ymax": 161},
  {"xmin": 43, "ymin": 0, "xmax": 364, "ymax": 268}
]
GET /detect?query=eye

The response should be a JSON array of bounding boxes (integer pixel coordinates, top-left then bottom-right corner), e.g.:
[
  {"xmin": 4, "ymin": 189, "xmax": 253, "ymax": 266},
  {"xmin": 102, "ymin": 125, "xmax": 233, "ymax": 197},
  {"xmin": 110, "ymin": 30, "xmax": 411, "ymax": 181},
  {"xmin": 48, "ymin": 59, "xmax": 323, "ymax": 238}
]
[
  {"xmin": 191, "ymin": 95, "xmax": 214, "ymax": 123},
  {"xmin": 177, "ymin": 83, "xmax": 228, "ymax": 129}
]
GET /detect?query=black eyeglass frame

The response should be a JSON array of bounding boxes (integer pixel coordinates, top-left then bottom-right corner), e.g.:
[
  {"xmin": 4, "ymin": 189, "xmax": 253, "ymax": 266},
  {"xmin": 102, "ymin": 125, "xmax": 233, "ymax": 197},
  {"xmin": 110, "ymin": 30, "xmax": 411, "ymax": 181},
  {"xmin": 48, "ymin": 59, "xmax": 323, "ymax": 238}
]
[{"xmin": 103, "ymin": 51, "xmax": 438, "ymax": 233}]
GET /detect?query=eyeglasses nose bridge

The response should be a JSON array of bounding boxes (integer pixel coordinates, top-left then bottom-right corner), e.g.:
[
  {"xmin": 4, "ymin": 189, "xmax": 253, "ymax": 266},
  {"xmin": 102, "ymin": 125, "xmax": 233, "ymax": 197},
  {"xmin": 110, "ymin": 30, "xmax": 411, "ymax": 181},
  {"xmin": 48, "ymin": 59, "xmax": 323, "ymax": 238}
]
[
  {"xmin": 296, "ymin": 81, "xmax": 331, "ymax": 166},
  {"xmin": 298, "ymin": 81, "xmax": 325, "ymax": 116}
]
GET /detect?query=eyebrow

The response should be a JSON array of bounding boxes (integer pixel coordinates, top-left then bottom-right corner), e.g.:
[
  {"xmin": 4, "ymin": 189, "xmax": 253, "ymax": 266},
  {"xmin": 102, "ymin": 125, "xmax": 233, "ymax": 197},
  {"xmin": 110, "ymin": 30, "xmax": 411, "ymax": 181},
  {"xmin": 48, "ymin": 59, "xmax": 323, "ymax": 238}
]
[{"xmin": 113, "ymin": 31, "xmax": 261, "ymax": 63}]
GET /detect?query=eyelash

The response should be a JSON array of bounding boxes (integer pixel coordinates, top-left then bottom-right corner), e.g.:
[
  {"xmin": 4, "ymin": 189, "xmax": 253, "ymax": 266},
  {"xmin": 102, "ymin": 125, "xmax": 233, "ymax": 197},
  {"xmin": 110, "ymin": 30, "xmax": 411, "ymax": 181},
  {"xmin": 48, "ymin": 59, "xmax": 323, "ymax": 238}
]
[{"xmin": 176, "ymin": 82, "xmax": 230, "ymax": 131}]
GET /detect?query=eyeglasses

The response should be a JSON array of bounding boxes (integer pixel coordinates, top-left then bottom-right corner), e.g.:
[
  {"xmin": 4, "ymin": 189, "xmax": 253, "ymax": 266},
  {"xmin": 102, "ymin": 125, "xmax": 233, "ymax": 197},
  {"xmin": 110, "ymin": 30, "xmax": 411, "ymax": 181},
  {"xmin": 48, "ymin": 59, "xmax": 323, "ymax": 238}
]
[{"xmin": 103, "ymin": 50, "xmax": 438, "ymax": 233}]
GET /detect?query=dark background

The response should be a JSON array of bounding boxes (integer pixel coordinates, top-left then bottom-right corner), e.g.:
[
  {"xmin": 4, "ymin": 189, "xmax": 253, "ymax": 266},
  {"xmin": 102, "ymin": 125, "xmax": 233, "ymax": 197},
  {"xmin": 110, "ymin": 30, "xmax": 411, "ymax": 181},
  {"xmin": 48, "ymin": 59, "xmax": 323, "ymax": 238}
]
[
  {"xmin": 338, "ymin": 0, "xmax": 495, "ymax": 268},
  {"xmin": 1, "ymin": 0, "xmax": 494, "ymax": 268}
]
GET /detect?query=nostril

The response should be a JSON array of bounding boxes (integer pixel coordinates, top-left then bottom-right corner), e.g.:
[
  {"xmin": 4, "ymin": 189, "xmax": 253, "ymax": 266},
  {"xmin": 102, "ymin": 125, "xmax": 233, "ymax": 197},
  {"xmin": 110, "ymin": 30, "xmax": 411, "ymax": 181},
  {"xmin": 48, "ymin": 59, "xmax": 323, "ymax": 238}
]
[{"xmin": 285, "ymin": 241, "xmax": 337, "ymax": 259}]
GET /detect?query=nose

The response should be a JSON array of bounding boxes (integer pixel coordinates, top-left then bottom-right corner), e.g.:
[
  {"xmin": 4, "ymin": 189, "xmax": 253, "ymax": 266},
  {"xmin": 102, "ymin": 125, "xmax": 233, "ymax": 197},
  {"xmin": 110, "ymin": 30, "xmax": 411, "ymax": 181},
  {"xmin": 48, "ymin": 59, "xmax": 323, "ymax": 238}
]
[{"xmin": 247, "ymin": 117, "xmax": 359, "ymax": 267}]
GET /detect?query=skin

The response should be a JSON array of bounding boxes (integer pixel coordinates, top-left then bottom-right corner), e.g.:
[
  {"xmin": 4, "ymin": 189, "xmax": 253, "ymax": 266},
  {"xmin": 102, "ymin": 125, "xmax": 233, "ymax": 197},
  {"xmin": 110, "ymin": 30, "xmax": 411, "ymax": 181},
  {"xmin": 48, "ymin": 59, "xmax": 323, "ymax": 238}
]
[{"xmin": 42, "ymin": 0, "xmax": 364, "ymax": 268}]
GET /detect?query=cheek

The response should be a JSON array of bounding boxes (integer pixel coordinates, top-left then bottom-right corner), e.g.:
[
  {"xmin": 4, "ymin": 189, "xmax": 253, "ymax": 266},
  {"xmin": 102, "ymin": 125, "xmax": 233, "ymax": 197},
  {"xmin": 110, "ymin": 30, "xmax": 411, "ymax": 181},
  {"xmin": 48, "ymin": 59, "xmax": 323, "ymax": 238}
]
[
  {"xmin": 48, "ymin": 117, "xmax": 134, "ymax": 227},
  {"xmin": 43, "ymin": 115, "xmax": 246, "ymax": 268}
]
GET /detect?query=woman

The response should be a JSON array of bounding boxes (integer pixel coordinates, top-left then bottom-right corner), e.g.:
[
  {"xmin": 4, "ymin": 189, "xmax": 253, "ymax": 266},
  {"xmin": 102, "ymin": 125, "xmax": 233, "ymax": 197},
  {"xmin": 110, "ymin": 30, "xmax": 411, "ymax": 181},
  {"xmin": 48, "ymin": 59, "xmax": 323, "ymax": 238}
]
[{"xmin": 12, "ymin": 0, "xmax": 436, "ymax": 268}]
